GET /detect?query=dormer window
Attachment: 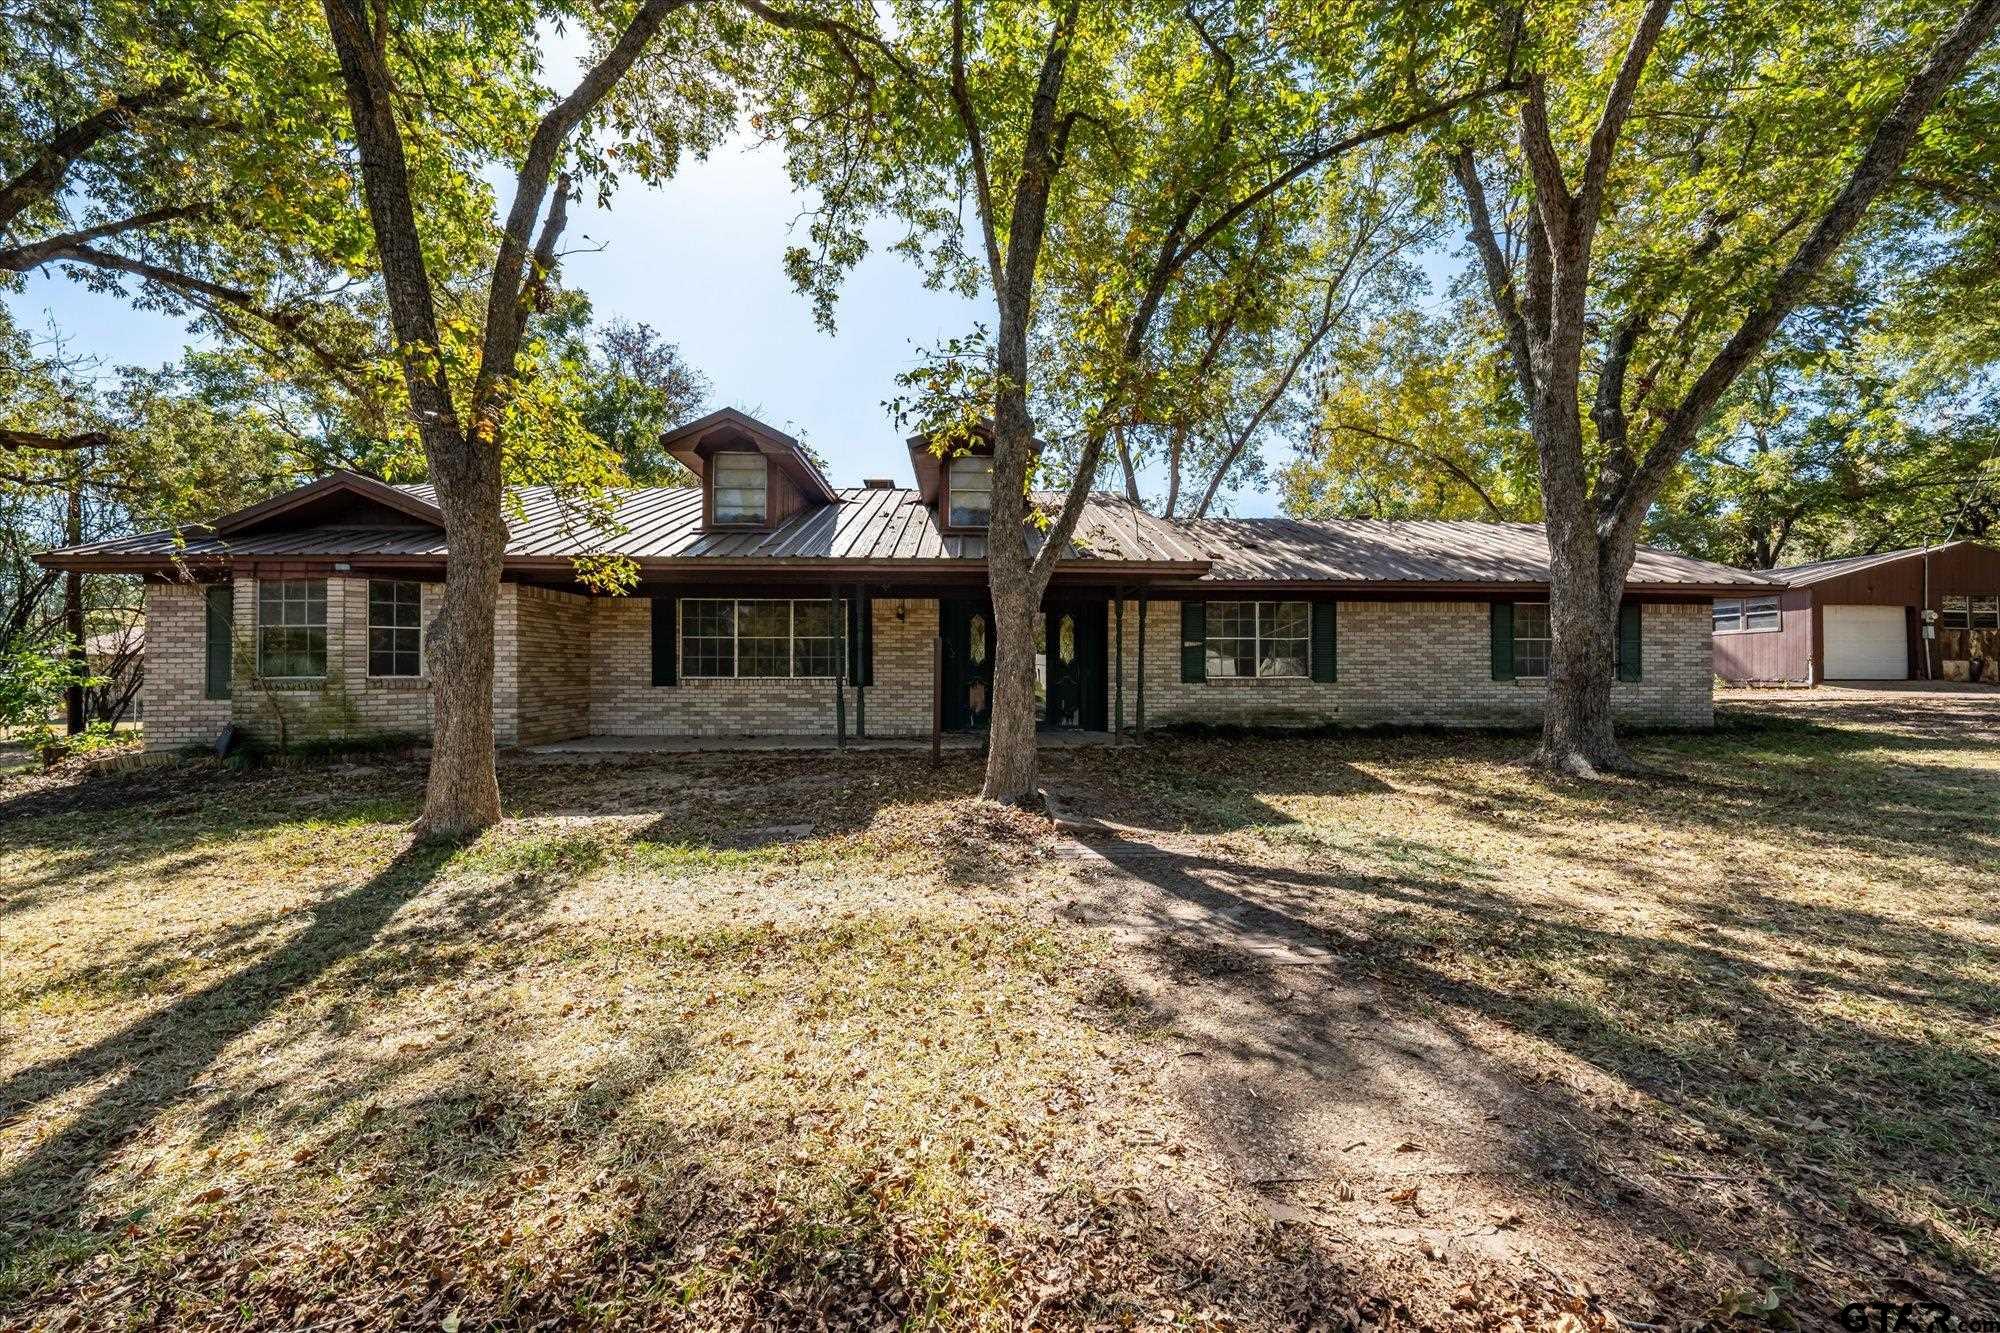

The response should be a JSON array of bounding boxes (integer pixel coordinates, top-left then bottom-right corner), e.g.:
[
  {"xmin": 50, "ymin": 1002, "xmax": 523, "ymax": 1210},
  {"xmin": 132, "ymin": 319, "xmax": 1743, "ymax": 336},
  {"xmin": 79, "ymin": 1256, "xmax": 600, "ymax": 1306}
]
[
  {"xmin": 947, "ymin": 454, "xmax": 994, "ymax": 528},
  {"xmin": 712, "ymin": 452, "xmax": 768, "ymax": 526}
]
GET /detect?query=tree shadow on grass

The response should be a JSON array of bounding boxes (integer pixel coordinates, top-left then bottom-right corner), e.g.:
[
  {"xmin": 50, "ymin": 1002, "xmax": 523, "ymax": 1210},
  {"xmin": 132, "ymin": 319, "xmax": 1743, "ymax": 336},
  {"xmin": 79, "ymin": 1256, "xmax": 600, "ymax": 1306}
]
[
  {"xmin": 1065, "ymin": 828, "xmax": 2000, "ymax": 1322},
  {"xmin": 0, "ymin": 835, "xmax": 459, "ymax": 1263}
]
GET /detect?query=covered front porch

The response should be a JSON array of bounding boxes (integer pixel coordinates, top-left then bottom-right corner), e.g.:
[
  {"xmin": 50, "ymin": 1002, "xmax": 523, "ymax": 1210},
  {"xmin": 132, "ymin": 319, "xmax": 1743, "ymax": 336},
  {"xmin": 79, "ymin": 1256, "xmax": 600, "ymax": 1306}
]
[{"xmin": 502, "ymin": 576, "xmax": 1182, "ymax": 751}]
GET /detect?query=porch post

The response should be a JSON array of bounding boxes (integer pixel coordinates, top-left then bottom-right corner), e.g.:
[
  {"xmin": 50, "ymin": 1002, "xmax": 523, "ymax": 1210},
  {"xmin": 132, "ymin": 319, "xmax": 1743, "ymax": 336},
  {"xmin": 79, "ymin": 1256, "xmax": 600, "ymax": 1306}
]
[
  {"xmin": 853, "ymin": 582, "xmax": 867, "ymax": 739},
  {"xmin": 1113, "ymin": 591, "xmax": 1124, "ymax": 743},
  {"xmin": 831, "ymin": 584, "xmax": 846, "ymax": 747},
  {"xmin": 1135, "ymin": 593, "xmax": 1147, "ymax": 740},
  {"xmin": 930, "ymin": 629, "xmax": 943, "ymax": 766}
]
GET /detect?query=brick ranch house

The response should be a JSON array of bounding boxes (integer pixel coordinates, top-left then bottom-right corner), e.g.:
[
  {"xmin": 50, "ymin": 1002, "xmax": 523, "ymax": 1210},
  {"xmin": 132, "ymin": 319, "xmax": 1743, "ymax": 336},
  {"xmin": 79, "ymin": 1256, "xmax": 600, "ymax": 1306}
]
[{"xmin": 38, "ymin": 409, "xmax": 1769, "ymax": 751}]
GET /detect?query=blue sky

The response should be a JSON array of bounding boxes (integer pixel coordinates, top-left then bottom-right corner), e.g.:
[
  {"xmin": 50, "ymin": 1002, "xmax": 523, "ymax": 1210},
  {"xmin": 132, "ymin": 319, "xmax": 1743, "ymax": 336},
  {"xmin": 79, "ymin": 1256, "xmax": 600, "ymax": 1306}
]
[{"xmin": 9, "ymin": 133, "xmax": 1294, "ymax": 516}]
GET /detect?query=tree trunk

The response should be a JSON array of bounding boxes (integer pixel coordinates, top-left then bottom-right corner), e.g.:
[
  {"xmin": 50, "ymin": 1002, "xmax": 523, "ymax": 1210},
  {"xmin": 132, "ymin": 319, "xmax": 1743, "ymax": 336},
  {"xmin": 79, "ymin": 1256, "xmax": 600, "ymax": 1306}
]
[
  {"xmin": 62, "ymin": 477, "xmax": 84, "ymax": 736},
  {"xmin": 1537, "ymin": 539, "xmax": 1626, "ymax": 775},
  {"xmin": 982, "ymin": 571, "xmax": 1041, "ymax": 802},
  {"xmin": 416, "ymin": 443, "xmax": 507, "ymax": 838},
  {"xmin": 979, "ymin": 318, "xmax": 1048, "ymax": 804}
]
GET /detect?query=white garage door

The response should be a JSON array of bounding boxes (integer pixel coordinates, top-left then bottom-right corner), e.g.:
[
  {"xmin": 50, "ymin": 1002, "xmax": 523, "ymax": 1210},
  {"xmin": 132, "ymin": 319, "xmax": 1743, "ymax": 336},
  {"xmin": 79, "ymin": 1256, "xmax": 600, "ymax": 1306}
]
[{"xmin": 1823, "ymin": 604, "xmax": 1909, "ymax": 680}]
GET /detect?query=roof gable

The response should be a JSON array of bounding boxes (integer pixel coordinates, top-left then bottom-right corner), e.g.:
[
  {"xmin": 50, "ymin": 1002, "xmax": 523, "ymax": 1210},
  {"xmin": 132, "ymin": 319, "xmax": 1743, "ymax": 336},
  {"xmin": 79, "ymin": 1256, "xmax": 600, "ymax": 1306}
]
[
  {"xmin": 210, "ymin": 470, "xmax": 444, "ymax": 537},
  {"xmin": 658, "ymin": 408, "xmax": 838, "ymax": 506}
]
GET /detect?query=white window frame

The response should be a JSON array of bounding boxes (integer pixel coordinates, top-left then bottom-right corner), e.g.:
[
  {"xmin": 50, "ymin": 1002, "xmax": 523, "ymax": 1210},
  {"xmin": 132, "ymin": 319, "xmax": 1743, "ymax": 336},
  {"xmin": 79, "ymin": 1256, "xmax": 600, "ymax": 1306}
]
[
  {"xmin": 366, "ymin": 579, "xmax": 424, "ymax": 678},
  {"xmin": 1204, "ymin": 600, "xmax": 1310, "ymax": 680},
  {"xmin": 710, "ymin": 452, "xmax": 769, "ymax": 526},
  {"xmin": 1974, "ymin": 595, "xmax": 2000, "ymax": 629},
  {"xmin": 680, "ymin": 598, "xmax": 846, "ymax": 680},
  {"xmin": 1512, "ymin": 603, "xmax": 1553, "ymax": 679},
  {"xmin": 946, "ymin": 454, "xmax": 994, "ymax": 528},
  {"xmin": 1943, "ymin": 594, "xmax": 1970, "ymax": 629},
  {"xmin": 256, "ymin": 578, "xmax": 328, "ymax": 679}
]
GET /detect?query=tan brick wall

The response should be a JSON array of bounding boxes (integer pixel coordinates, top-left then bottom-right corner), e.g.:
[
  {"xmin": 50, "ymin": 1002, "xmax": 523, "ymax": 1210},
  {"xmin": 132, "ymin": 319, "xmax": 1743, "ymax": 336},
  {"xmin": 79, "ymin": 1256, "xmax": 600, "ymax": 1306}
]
[
  {"xmin": 589, "ymin": 595, "xmax": 938, "ymax": 737},
  {"xmin": 504, "ymin": 584, "xmax": 593, "ymax": 746},
  {"xmin": 220, "ymin": 575, "xmax": 441, "ymax": 745},
  {"xmin": 1113, "ymin": 598, "xmax": 1712, "ymax": 731},
  {"xmin": 138, "ymin": 583, "xmax": 233, "ymax": 749},
  {"xmin": 142, "ymin": 582, "xmax": 1712, "ymax": 749}
]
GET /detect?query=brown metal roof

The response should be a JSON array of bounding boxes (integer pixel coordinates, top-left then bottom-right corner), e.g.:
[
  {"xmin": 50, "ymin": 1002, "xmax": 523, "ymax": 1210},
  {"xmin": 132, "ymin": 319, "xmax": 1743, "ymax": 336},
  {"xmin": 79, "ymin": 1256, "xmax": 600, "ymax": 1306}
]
[
  {"xmin": 1763, "ymin": 541, "xmax": 1989, "ymax": 587},
  {"xmin": 39, "ymin": 476, "xmax": 1772, "ymax": 590},
  {"xmin": 1173, "ymin": 516, "xmax": 1770, "ymax": 588},
  {"xmin": 43, "ymin": 485, "xmax": 1206, "ymax": 573}
]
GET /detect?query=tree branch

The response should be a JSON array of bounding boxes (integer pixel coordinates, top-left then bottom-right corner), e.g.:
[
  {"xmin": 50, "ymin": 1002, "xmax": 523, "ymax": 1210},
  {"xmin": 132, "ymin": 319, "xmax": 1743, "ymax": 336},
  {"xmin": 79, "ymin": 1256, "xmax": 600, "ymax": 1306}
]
[
  {"xmin": 0, "ymin": 428, "xmax": 115, "ymax": 453},
  {"xmin": 1577, "ymin": 0, "xmax": 1674, "ymax": 224},
  {"xmin": 1615, "ymin": 0, "xmax": 2000, "ymax": 554},
  {"xmin": 1590, "ymin": 313, "xmax": 1646, "ymax": 516},
  {"xmin": 475, "ymin": 0, "xmax": 698, "ymax": 416},
  {"xmin": 1322, "ymin": 418, "xmax": 1509, "ymax": 520},
  {"xmin": 1166, "ymin": 77, "xmax": 1523, "ymax": 288},
  {"xmin": 0, "ymin": 205, "xmax": 206, "ymax": 271},
  {"xmin": 1452, "ymin": 145, "xmax": 1537, "ymax": 399},
  {"xmin": 949, "ymin": 0, "xmax": 1004, "ymax": 291},
  {"xmin": 321, "ymin": 0, "xmax": 461, "ymax": 444},
  {"xmin": 0, "ymin": 80, "xmax": 187, "ymax": 232}
]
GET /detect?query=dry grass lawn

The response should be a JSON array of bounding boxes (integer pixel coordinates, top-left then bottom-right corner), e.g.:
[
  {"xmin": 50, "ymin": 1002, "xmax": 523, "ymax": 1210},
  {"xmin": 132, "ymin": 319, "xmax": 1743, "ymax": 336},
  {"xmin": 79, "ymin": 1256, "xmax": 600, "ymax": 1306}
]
[{"xmin": 1, "ymin": 694, "xmax": 1996, "ymax": 1330}]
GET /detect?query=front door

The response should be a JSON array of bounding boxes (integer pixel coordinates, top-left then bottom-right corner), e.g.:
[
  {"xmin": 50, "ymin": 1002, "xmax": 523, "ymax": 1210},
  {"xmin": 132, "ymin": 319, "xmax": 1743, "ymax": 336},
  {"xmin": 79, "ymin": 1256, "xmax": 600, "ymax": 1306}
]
[
  {"xmin": 939, "ymin": 597, "xmax": 994, "ymax": 730},
  {"xmin": 1040, "ymin": 599, "xmax": 1107, "ymax": 731}
]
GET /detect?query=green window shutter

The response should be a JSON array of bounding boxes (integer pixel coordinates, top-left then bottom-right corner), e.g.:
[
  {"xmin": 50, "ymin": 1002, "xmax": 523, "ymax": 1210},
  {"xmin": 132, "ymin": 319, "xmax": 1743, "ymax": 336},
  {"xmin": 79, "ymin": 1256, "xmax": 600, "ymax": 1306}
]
[
  {"xmin": 847, "ymin": 593, "xmax": 872, "ymax": 686},
  {"xmin": 650, "ymin": 595, "xmax": 677, "ymax": 687},
  {"xmin": 1310, "ymin": 601, "xmax": 1337, "ymax": 682},
  {"xmin": 1490, "ymin": 601, "xmax": 1515, "ymax": 680},
  {"xmin": 204, "ymin": 584, "xmax": 233, "ymax": 700},
  {"xmin": 1618, "ymin": 602, "xmax": 1643, "ymax": 682},
  {"xmin": 1179, "ymin": 600, "xmax": 1206, "ymax": 683}
]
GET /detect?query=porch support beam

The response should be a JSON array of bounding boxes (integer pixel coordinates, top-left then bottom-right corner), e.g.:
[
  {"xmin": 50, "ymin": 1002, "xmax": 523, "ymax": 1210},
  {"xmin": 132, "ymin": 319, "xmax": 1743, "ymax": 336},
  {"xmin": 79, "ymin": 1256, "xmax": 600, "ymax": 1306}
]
[
  {"xmin": 831, "ymin": 583, "xmax": 846, "ymax": 748},
  {"xmin": 1113, "ymin": 591, "xmax": 1124, "ymax": 742},
  {"xmin": 1136, "ymin": 593, "xmax": 1148, "ymax": 741},
  {"xmin": 930, "ymin": 625, "xmax": 943, "ymax": 766},
  {"xmin": 853, "ymin": 581, "xmax": 867, "ymax": 739}
]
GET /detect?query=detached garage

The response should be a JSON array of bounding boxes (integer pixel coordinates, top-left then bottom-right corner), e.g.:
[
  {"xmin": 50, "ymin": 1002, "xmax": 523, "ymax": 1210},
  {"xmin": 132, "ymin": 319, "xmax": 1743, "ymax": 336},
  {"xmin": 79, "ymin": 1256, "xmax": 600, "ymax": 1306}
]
[{"xmin": 1714, "ymin": 540, "xmax": 2000, "ymax": 685}]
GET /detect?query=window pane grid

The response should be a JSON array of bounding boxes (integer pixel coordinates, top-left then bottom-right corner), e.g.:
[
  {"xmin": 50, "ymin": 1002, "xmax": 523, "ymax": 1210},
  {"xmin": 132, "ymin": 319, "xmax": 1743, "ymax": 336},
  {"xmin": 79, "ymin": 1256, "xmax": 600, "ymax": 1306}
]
[
  {"xmin": 368, "ymin": 580, "xmax": 423, "ymax": 676},
  {"xmin": 1513, "ymin": 603, "xmax": 1551, "ymax": 679},
  {"xmin": 712, "ymin": 453, "xmax": 768, "ymax": 524},
  {"xmin": 948, "ymin": 455, "xmax": 994, "ymax": 526},
  {"xmin": 1944, "ymin": 595, "xmax": 1970, "ymax": 629},
  {"xmin": 1205, "ymin": 600, "xmax": 1309, "ymax": 679},
  {"xmin": 1973, "ymin": 595, "xmax": 1999, "ymax": 629},
  {"xmin": 1717, "ymin": 595, "xmax": 1781, "ymax": 634},
  {"xmin": 681, "ymin": 598, "xmax": 845, "ymax": 679},
  {"xmin": 258, "ymin": 579, "xmax": 327, "ymax": 677}
]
